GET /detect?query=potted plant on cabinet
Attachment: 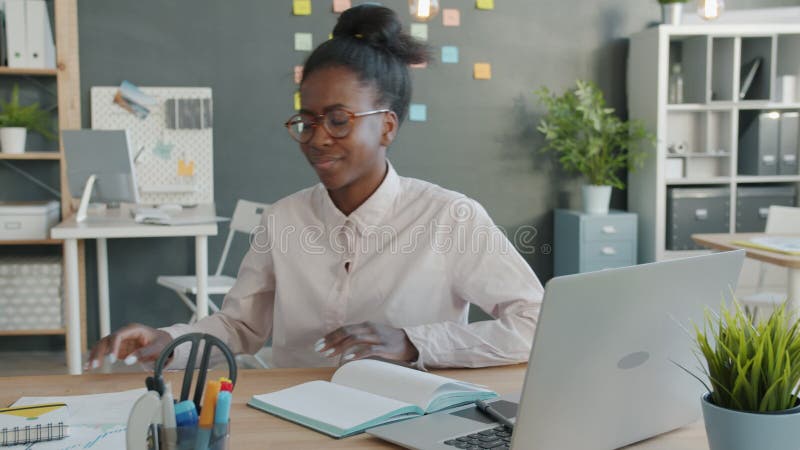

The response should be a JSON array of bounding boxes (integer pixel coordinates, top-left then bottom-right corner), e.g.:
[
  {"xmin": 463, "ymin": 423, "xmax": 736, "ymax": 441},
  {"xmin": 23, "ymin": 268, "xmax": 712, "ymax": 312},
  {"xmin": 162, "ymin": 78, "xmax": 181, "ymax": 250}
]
[
  {"xmin": 536, "ymin": 80, "xmax": 652, "ymax": 215},
  {"xmin": 659, "ymin": 0, "xmax": 688, "ymax": 25},
  {"xmin": 683, "ymin": 301, "xmax": 800, "ymax": 450},
  {"xmin": 0, "ymin": 84, "xmax": 55, "ymax": 154}
]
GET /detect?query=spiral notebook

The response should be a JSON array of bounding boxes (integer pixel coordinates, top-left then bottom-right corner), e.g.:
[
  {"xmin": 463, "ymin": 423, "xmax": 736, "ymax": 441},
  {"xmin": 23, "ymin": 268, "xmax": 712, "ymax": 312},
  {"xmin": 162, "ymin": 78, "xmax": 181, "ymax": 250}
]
[{"xmin": 0, "ymin": 403, "xmax": 69, "ymax": 446}]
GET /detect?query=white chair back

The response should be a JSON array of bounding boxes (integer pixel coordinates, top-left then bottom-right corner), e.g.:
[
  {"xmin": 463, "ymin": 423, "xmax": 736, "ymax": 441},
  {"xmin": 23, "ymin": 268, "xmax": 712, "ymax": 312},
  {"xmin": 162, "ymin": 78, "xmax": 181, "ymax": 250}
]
[
  {"xmin": 765, "ymin": 206, "xmax": 800, "ymax": 234},
  {"xmin": 215, "ymin": 199, "xmax": 270, "ymax": 276}
]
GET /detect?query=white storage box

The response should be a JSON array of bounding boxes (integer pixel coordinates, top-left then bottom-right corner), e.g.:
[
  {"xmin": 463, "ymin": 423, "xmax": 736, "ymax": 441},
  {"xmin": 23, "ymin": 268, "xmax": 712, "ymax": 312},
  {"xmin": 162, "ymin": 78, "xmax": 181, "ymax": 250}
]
[{"xmin": 0, "ymin": 201, "xmax": 60, "ymax": 240}]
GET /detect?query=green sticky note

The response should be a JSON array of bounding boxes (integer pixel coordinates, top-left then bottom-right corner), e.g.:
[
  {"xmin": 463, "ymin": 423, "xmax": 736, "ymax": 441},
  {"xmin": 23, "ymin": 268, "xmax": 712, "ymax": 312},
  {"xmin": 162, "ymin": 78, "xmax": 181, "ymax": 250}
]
[
  {"xmin": 410, "ymin": 23, "xmax": 428, "ymax": 41},
  {"xmin": 294, "ymin": 32, "xmax": 313, "ymax": 51}
]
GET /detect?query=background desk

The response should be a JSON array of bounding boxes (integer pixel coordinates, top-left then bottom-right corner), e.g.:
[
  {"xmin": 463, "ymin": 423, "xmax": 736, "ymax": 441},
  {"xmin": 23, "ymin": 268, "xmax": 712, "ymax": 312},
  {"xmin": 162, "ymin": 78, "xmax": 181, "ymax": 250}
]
[
  {"xmin": 692, "ymin": 233, "xmax": 800, "ymax": 312},
  {"xmin": 0, "ymin": 365, "xmax": 708, "ymax": 449},
  {"xmin": 51, "ymin": 204, "xmax": 218, "ymax": 375}
]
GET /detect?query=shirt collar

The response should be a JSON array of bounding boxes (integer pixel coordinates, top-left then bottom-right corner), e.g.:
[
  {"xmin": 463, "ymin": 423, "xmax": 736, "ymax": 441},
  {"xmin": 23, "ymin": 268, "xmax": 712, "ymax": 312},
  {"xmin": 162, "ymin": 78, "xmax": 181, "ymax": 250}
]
[{"xmin": 316, "ymin": 161, "xmax": 401, "ymax": 235}]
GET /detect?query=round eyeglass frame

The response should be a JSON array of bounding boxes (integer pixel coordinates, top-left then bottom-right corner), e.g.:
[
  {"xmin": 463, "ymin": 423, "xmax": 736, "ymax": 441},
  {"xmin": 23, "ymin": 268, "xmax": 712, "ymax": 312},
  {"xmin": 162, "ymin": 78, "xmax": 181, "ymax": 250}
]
[{"xmin": 284, "ymin": 108, "xmax": 391, "ymax": 144}]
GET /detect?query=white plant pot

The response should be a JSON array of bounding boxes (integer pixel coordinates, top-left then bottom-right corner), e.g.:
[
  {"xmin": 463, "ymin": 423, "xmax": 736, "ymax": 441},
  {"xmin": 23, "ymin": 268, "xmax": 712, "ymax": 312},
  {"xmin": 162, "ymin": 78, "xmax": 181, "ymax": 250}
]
[
  {"xmin": 582, "ymin": 185, "xmax": 612, "ymax": 215},
  {"xmin": 661, "ymin": 3, "xmax": 683, "ymax": 25},
  {"xmin": 0, "ymin": 127, "xmax": 27, "ymax": 154}
]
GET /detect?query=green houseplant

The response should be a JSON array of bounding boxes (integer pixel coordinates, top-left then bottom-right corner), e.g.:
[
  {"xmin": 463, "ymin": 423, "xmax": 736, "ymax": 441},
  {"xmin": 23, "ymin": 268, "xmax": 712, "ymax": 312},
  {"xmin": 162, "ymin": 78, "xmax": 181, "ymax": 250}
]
[
  {"xmin": 0, "ymin": 84, "xmax": 55, "ymax": 154},
  {"xmin": 683, "ymin": 301, "xmax": 800, "ymax": 450},
  {"xmin": 535, "ymin": 80, "xmax": 653, "ymax": 214}
]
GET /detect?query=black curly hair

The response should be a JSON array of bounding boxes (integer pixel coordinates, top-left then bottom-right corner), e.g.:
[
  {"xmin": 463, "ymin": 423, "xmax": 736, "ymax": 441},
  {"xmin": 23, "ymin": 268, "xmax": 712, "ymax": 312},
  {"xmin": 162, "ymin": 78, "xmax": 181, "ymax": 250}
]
[{"xmin": 302, "ymin": 4, "xmax": 430, "ymax": 124}]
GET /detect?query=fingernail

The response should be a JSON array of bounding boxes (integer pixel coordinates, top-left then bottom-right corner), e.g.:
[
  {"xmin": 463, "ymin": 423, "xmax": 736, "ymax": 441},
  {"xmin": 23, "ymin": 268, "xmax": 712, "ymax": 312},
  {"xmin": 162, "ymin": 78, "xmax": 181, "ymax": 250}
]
[
  {"xmin": 314, "ymin": 340, "xmax": 326, "ymax": 352},
  {"xmin": 107, "ymin": 353, "xmax": 117, "ymax": 364},
  {"xmin": 323, "ymin": 348, "xmax": 335, "ymax": 357},
  {"xmin": 91, "ymin": 359, "xmax": 100, "ymax": 369},
  {"xmin": 343, "ymin": 353, "xmax": 354, "ymax": 361},
  {"xmin": 124, "ymin": 355, "xmax": 138, "ymax": 365}
]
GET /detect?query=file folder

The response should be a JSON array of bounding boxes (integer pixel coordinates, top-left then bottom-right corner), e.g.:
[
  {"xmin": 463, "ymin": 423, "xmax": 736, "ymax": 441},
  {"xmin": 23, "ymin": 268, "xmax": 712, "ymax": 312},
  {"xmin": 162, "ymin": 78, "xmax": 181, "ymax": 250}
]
[{"xmin": 4, "ymin": 0, "xmax": 28, "ymax": 68}]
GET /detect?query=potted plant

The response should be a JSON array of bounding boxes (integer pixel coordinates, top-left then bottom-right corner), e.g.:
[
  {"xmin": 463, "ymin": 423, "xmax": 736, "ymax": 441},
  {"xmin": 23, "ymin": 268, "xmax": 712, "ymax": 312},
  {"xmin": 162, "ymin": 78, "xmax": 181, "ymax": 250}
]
[
  {"xmin": 0, "ymin": 84, "xmax": 56, "ymax": 154},
  {"xmin": 659, "ymin": 0, "xmax": 688, "ymax": 25},
  {"xmin": 536, "ymin": 80, "xmax": 653, "ymax": 215},
  {"xmin": 682, "ymin": 301, "xmax": 800, "ymax": 450}
]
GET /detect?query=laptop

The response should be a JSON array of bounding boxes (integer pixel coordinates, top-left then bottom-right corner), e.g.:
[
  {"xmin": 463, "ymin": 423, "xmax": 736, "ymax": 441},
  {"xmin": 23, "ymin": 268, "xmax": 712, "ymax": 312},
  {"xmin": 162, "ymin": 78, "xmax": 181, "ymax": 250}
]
[{"xmin": 368, "ymin": 250, "xmax": 745, "ymax": 450}]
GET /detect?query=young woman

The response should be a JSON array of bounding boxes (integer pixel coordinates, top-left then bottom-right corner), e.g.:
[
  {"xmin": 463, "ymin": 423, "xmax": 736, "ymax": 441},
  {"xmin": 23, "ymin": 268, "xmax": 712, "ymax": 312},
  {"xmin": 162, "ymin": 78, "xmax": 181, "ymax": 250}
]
[{"xmin": 87, "ymin": 4, "xmax": 543, "ymax": 371}]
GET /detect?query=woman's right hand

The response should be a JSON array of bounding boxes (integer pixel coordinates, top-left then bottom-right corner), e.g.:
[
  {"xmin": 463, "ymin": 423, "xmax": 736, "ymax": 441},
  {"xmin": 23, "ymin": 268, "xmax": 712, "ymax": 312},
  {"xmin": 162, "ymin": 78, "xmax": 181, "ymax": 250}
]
[{"xmin": 85, "ymin": 323, "xmax": 173, "ymax": 371}]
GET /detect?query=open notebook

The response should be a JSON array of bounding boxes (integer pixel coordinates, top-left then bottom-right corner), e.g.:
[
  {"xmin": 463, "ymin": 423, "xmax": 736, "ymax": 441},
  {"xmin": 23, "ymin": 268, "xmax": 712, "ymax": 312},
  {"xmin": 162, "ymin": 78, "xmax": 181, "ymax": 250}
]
[{"xmin": 247, "ymin": 359, "xmax": 498, "ymax": 438}]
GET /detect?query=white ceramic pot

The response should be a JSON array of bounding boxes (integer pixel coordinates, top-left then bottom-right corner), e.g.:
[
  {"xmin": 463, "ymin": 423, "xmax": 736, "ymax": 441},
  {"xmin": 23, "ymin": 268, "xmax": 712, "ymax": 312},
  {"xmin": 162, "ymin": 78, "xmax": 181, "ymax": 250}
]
[
  {"xmin": 661, "ymin": 2, "xmax": 683, "ymax": 25},
  {"xmin": 0, "ymin": 127, "xmax": 27, "ymax": 154},
  {"xmin": 702, "ymin": 393, "xmax": 800, "ymax": 450},
  {"xmin": 582, "ymin": 185, "xmax": 612, "ymax": 215}
]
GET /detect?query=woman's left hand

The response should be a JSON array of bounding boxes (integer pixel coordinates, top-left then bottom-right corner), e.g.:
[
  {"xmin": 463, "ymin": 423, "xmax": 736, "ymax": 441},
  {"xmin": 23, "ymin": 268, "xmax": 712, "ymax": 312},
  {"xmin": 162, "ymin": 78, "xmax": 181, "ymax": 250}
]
[{"xmin": 315, "ymin": 321, "xmax": 419, "ymax": 364}]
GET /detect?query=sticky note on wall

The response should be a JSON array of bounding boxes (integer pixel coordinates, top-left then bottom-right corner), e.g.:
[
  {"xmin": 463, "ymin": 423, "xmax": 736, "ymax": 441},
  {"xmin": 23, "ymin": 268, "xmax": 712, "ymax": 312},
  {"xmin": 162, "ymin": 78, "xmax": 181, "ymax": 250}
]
[
  {"xmin": 177, "ymin": 159, "xmax": 195, "ymax": 177},
  {"xmin": 409, "ymin": 104, "xmax": 427, "ymax": 122},
  {"xmin": 332, "ymin": 0, "xmax": 351, "ymax": 13},
  {"xmin": 473, "ymin": 63, "xmax": 492, "ymax": 80},
  {"xmin": 294, "ymin": 32, "xmax": 313, "ymax": 51},
  {"xmin": 476, "ymin": 0, "xmax": 495, "ymax": 10},
  {"xmin": 293, "ymin": 0, "xmax": 311, "ymax": 15},
  {"xmin": 410, "ymin": 23, "xmax": 428, "ymax": 41},
  {"xmin": 441, "ymin": 46, "xmax": 459, "ymax": 64},
  {"xmin": 443, "ymin": 8, "xmax": 460, "ymax": 26},
  {"xmin": 294, "ymin": 91, "xmax": 301, "ymax": 111}
]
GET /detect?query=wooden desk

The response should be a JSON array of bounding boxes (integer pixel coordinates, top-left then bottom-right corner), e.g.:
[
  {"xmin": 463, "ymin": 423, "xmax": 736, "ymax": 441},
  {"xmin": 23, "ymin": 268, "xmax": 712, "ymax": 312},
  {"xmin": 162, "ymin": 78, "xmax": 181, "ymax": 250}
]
[
  {"xmin": 692, "ymin": 233, "xmax": 800, "ymax": 311},
  {"xmin": 0, "ymin": 366, "xmax": 709, "ymax": 449}
]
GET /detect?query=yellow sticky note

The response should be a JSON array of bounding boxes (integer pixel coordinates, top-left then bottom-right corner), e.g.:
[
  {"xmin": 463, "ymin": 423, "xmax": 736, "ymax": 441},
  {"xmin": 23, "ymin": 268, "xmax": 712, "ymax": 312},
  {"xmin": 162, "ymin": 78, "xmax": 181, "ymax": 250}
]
[
  {"xmin": 294, "ymin": 65, "xmax": 303, "ymax": 84},
  {"xmin": 294, "ymin": 91, "xmax": 301, "ymax": 111},
  {"xmin": 443, "ymin": 8, "xmax": 460, "ymax": 26},
  {"xmin": 177, "ymin": 159, "xmax": 195, "ymax": 177},
  {"xmin": 332, "ymin": 0, "xmax": 351, "ymax": 13},
  {"xmin": 476, "ymin": 0, "xmax": 494, "ymax": 10},
  {"xmin": 474, "ymin": 63, "xmax": 492, "ymax": 80},
  {"xmin": 293, "ymin": 0, "xmax": 311, "ymax": 15}
]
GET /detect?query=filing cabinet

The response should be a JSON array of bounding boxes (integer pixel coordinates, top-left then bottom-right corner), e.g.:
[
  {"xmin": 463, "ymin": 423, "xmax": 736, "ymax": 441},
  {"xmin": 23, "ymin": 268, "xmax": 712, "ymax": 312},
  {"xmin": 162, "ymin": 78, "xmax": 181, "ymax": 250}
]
[
  {"xmin": 735, "ymin": 185, "xmax": 796, "ymax": 232},
  {"xmin": 554, "ymin": 209, "xmax": 637, "ymax": 276},
  {"xmin": 666, "ymin": 187, "xmax": 730, "ymax": 250}
]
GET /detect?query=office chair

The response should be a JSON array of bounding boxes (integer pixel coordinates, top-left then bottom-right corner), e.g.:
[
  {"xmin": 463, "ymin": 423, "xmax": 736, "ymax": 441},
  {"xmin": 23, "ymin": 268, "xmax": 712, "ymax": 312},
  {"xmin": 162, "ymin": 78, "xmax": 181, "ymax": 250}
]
[
  {"xmin": 739, "ymin": 205, "xmax": 800, "ymax": 318},
  {"xmin": 156, "ymin": 199, "xmax": 271, "ymax": 367}
]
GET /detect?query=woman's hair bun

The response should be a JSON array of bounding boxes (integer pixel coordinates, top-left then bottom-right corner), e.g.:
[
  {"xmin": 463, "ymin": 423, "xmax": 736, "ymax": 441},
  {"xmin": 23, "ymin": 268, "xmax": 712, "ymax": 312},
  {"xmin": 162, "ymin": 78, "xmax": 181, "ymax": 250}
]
[{"xmin": 332, "ymin": 4, "xmax": 429, "ymax": 65}]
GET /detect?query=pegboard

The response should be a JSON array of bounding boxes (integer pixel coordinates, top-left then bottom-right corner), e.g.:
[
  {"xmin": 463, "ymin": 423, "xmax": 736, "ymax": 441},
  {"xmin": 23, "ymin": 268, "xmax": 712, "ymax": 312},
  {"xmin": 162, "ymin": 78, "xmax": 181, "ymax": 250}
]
[{"xmin": 90, "ymin": 87, "xmax": 214, "ymax": 205}]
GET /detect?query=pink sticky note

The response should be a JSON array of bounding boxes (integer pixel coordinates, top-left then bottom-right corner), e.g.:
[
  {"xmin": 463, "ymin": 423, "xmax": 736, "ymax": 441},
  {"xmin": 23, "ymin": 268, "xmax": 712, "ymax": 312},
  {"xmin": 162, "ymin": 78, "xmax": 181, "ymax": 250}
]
[
  {"xmin": 294, "ymin": 65, "xmax": 303, "ymax": 84},
  {"xmin": 410, "ymin": 62, "xmax": 428, "ymax": 69},
  {"xmin": 333, "ymin": 0, "xmax": 351, "ymax": 13},
  {"xmin": 443, "ymin": 9, "xmax": 460, "ymax": 26}
]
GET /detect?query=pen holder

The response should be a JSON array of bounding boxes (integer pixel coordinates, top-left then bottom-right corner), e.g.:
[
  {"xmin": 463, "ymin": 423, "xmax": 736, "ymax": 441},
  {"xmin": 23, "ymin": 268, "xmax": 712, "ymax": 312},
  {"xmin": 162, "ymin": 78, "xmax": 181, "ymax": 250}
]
[{"xmin": 148, "ymin": 422, "xmax": 230, "ymax": 450}]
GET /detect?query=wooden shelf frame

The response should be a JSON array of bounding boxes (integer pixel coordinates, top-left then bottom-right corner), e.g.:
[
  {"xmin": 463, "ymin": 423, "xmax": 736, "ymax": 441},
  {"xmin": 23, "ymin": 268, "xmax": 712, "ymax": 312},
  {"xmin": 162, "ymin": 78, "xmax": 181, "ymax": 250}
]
[
  {"xmin": 0, "ymin": 0, "xmax": 87, "ymax": 363},
  {"xmin": 0, "ymin": 67, "xmax": 58, "ymax": 76},
  {"xmin": 0, "ymin": 152, "xmax": 61, "ymax": 160}
]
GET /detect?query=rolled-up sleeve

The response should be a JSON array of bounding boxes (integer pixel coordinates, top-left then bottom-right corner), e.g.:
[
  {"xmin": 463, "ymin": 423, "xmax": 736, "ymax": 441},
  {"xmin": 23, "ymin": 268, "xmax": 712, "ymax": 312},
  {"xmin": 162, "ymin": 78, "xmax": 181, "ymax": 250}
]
[
  {"xmin": 403, "ymin": 199, "xmax": 544, "ymax": 369},
  {"xmin": 160, "ymin": 210, "xmax": 277, "ymax": 368}
]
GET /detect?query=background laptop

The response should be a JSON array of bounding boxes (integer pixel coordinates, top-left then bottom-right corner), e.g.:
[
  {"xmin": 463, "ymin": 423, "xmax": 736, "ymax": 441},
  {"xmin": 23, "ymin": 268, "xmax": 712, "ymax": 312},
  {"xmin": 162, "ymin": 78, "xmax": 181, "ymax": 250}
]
[{"xmin": 368, "ymin": 250, "xmax": 745, "ymax": 449}]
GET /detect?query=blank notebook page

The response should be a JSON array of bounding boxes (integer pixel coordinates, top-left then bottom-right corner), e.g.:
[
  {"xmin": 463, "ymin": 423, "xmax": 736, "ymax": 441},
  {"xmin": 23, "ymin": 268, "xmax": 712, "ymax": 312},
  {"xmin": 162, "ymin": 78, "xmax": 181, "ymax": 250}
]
[{"xmin": 251, "ymin": 380, "xmax": 418, "ymax": 430}]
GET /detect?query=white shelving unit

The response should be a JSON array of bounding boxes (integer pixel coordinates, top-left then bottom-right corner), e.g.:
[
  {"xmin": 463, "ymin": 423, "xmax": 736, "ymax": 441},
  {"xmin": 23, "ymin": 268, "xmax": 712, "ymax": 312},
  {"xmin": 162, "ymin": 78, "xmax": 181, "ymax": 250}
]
[{"xmin": 627, "ymin": 24, "xmax": 800, "ymax": 265}]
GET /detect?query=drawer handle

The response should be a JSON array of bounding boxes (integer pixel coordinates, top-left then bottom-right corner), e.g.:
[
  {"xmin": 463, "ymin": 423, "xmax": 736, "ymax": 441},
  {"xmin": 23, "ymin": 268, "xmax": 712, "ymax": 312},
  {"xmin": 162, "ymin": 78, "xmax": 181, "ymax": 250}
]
[
  {"xmin": 601, "ymin": 225, "xmax": 617, "ymax": 234},
  {"xmin": 4, "ymin": 221, "xmax": 21, "ymax": 230},
  {"xmin": 762, "ymin": 155, "xmax": 776, "ymax": 165},
  {"xmin": 695, "ymin": 209, "xmax": 708, "ymax": 220},
  {"xmin": 602, "ymin": 246, "xmax": 617, "ymax": 256}
]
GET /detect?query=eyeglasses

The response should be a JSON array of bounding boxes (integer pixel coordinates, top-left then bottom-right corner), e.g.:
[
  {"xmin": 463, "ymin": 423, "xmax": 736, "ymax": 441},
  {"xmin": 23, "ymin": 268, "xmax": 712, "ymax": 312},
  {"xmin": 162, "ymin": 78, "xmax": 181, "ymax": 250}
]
[{"xmin": 284, "ymin": 108, "xmax": 391, "ymax": 144}]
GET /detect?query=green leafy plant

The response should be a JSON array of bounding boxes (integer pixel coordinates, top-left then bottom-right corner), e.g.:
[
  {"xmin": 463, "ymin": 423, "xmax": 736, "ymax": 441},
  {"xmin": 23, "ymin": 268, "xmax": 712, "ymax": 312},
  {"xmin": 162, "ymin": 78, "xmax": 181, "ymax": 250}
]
[
  {"xmin": 683, "ymin": 301, "xmax": 800, "ymax": 412},
  {"xmin": 0, "ymin": 84, "xmax": 55, "ymax": 140},
  {"xmin": 535, "ymin": 80, "xmax": 653, "ymax": 190}
]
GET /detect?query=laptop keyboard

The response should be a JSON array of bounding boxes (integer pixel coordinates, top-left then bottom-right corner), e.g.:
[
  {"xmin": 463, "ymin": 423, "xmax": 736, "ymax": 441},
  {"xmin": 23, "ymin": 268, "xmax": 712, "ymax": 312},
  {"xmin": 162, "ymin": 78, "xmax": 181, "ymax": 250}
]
[{"xmin": 443, "ymin": 426, "xmax": 513, "ymax": 449}]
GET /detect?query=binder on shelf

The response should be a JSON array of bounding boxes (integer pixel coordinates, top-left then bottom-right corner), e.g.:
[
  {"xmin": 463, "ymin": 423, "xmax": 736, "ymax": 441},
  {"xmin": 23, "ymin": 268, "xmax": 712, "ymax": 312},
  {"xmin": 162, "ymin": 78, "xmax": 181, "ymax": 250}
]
[
  {"xmin": 25, "ymin": 0, "xmax": 56, "ymax": 69},
  {"xmin": 779, "ymin": 112, "xmax": 799, "ymax": 176},
  {"xmin": 4, "ymin": 0, "xmax": 28, "ymax": 68}
]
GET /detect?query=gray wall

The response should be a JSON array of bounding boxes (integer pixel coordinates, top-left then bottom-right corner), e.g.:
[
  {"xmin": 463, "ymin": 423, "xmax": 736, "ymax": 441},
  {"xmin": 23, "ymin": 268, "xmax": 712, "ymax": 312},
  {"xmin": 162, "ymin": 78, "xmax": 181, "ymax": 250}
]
[{"xmin": 1, "ymin": 0, "xmax": 796, "ymax": 350}]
